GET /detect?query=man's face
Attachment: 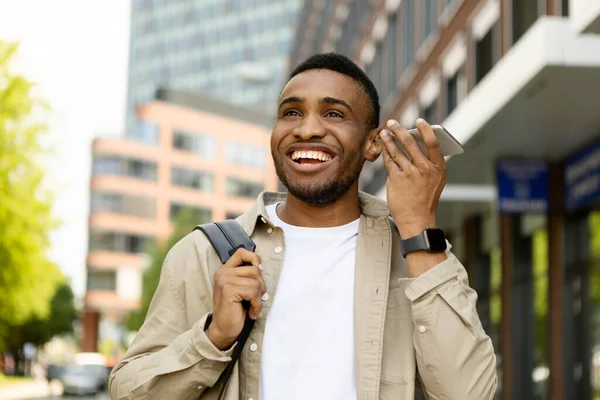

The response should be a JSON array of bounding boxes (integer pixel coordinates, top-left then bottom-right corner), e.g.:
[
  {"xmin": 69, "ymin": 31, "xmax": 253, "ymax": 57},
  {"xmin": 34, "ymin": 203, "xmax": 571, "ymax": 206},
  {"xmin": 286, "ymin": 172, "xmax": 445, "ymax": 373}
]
[{"xmin": 271, "ymin": 69, "xmax": 376, "ymax": 206}]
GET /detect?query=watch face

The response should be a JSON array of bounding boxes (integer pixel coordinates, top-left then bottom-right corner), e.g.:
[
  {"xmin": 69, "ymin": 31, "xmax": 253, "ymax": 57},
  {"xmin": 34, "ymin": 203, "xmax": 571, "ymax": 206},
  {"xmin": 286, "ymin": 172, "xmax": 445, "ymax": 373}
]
[{"xmin": 425, "ymin": 228, "xmax": 447, "ymax": 252}]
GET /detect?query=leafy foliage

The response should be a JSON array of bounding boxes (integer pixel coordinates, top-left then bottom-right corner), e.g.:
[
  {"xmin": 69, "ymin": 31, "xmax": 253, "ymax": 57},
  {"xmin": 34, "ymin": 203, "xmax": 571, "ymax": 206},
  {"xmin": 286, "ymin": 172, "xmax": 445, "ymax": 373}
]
[{"xmin": 0, "ymin": 41, "xmax": 64, "ymax": 350}]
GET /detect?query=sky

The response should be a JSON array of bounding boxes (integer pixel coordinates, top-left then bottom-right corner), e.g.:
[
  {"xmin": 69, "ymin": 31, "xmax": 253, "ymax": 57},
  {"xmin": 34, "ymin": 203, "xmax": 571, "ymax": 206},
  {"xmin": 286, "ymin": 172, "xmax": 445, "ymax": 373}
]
[{"xmin": 0, "ymin": 0, "xmax": 131, "ymax": 298}]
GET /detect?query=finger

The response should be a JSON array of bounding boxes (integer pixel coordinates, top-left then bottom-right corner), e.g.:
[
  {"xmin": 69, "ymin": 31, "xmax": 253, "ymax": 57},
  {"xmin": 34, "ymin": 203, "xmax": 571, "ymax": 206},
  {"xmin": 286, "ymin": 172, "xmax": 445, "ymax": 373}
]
[
  {"xmin": 379, "ymin": 128, "xmax": 412, "ymax": 171},
  {"xmin": 238, "ymin": 286, "xmax": 263, "ymax": 319},
  {"xmin": 381, "ymin": 146, "xmax": 402, "ymax": 175},
  {"xmin": 222, "ymin": 267, "xmax": 267, "ymax": 294},
  {"xmin": 386, "ymin": 119, "xmax": 428, "ymax": 167},
  {"xmin": 223, "ymin": 248, "xmax": 262, "ymax": 269},
  {"xmin": 222, "ymin": 284, "xmax": 263, "ymax": 319},
  {"xmin": 416, "ymin": 118, "xmax": 444, "ymax": 165}
]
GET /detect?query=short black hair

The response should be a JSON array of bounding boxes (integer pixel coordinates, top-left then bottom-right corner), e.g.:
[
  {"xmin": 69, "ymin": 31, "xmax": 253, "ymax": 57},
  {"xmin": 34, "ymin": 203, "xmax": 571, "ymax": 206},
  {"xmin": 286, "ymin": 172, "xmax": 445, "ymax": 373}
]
[{"xmin": 289, "ymin": 52, "xmax": 380, "ymax": 131}]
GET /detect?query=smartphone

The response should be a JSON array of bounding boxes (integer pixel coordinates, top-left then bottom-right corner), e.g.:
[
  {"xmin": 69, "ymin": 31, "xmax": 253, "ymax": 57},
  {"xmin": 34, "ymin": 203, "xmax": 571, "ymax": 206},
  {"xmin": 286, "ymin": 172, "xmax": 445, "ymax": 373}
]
[{"xmin": 392, "ymin": 124, "xmax": 464, "ymax": 157}]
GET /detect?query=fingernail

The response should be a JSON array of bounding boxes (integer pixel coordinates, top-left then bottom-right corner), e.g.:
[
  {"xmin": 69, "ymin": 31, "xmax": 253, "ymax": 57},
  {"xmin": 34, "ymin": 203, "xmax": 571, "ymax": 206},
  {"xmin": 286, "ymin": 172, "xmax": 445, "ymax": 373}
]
[
  {"xmin": 386, "ymin": 119, "xmax": 396, "ymax": 128},
  {"xmin": 258, "ymin": 263, "xmax": 264, "ymax": 271},
  {"xmin": 380, "ymin": 129, "xmax": 390, "ymax": 137},
  {"xmin": 416, "ymin": 118, "xmax": 425, "ymax": 125}
]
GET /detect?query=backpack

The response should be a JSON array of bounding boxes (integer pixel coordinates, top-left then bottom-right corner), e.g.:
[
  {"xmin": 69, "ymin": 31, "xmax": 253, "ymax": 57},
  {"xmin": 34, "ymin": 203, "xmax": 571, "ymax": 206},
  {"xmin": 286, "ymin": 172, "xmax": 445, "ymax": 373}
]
[{"xmin": 194, "ymin": 220, "xmax": 256, "ymax": 400}]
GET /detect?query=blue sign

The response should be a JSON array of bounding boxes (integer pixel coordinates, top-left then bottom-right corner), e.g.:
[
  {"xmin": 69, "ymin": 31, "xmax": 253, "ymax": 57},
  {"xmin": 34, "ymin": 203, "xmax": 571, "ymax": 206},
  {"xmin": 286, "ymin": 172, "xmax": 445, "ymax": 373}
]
[
  {"xmin": 565, "ymin": 140, "xmax": 600, "ymax": 211},
  {"xmin": 496, "ymin": 159, "xmax": 548, "ymax": 213}
]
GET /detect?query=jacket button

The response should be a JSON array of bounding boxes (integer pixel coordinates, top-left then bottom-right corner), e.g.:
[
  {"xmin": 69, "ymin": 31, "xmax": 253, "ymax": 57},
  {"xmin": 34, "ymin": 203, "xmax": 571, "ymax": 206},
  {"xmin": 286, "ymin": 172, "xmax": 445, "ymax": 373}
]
[
  {"xmin": 261, "ymin": 293, "xmax": 269, "ymax": 301},
  {"xmin": 419, "ymin": 325, "xmax": 426, "ymax": 333},
  {"xmin": 267, "ymin": 227, "xmax": 273, "ymax": 234},
  {"xmin": 250, "ymin": 343, "xmax": 258, "ymax": 352},
  {"xmin": 274, "ymin": 246, "xmax": 282, "ymax": 254}
]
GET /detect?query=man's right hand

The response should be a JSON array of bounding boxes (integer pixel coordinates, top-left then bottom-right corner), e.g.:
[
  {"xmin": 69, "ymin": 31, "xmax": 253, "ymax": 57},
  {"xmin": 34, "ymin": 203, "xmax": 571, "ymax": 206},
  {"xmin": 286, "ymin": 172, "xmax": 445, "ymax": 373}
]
[{"xmin": 206, "ymin": 248, "xmax": 266, "ymax": 351}]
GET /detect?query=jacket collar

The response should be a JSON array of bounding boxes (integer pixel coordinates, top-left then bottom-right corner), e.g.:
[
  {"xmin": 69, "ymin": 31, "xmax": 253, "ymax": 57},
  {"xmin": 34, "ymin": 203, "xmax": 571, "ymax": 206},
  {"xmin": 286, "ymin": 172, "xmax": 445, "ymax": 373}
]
[{"xmin": 237, "ymin": 191, "xmax": 391, "ymax": 236}]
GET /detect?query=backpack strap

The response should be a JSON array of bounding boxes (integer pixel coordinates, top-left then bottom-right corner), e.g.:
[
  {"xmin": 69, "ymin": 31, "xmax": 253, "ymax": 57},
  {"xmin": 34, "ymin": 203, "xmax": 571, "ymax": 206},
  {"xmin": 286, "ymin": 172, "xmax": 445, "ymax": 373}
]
[{"xmin": 194, "ymin": 220, "xmax": 256, "ymax": 400}]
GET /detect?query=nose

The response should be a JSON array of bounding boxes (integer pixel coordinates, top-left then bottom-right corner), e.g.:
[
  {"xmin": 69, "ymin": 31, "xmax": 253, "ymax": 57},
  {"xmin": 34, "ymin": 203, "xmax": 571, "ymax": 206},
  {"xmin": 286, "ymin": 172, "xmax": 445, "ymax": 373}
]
[{"xmin": 294, "ymin": 113, "xmax": 326, "ymax": 141}]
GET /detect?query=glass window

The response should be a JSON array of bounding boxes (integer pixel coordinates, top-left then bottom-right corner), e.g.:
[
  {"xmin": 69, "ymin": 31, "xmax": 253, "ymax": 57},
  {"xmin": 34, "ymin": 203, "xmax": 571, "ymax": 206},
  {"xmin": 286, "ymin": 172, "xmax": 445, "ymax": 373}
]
[
  {"xmin": 90, "ymin": 192, "xmax": 156, "ymax": 218},
  {"xmin": 512, "ymin": 0, "xmax": 539, "ymax": 44},
  {"xmin": 171, "ymin": 166, "xmax": 214, "ymax": 191},
  {"xmin": 225, "ymin": 177, "xmax": 264, "ymax": 199},
  {"xmin": 134, "ymin": 120, "xmax": 159, "ymax": 144},
  {"xmin": 475, "ymin": 27, "xmax": 494, "ymax": 84},
  {"xmin": 446, "ymin": 71, "xmax": 459, "ymax": 115},
  {"xmin": 88, "ymin": 231, "xmax": 153, "ymax": 254},
  {"xmin": 421, "ymin": 0, "xmax": 438, "ymax": 45},
  {"xmin": 169, "ymin": 203, "xmax": 212, "ymax": 223},
  {"xmin": 225, "ymin": 141, "xmax": 266, "ymax": 169},
  {"xmin": 87, "ymin": 270, "xmax": 117, "ymax": 291},
  {"xmin": 403, "ymin": 0, "xmax": 415, "ymax": 68},
  {"xmin": 125, "ymin": 159, "xmax": 157, "ymax": 181},
  {"xmin": 92, "ymin": 157, "xmax": 121, "ymax": 175},
  {"xmin": 173, "ymin": 130, "xmax": 216, "ymax": 159}
]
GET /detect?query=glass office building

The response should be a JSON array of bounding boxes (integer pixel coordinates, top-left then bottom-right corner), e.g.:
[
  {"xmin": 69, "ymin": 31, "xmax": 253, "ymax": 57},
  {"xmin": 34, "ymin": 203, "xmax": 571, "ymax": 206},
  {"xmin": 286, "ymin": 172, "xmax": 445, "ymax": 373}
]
[{"xmin": 125, "ymin": 0, "xmax": 301, "ymax": 137}]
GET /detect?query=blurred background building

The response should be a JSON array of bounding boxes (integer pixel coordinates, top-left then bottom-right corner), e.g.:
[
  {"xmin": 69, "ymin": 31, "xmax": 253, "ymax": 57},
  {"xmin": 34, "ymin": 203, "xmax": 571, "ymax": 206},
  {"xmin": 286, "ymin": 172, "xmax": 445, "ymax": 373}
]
[
  {"xmin": 290, "ymin": 0, "xmax": 600, "ymax": 399},
  {"xmin": 125, "ymin": 0, "xmax": 301, "ymax": 135},
  {"xmin": 82, "ymin": 88, "xmax": 278, "ymax": 356}
]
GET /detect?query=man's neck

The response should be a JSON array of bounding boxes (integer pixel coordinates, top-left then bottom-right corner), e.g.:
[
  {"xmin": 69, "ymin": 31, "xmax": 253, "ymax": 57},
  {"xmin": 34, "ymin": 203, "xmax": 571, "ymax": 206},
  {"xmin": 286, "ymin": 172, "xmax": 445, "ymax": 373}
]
[{"xmin": 276, "ymin": 188, "xmax": 361, "ymax": 228}]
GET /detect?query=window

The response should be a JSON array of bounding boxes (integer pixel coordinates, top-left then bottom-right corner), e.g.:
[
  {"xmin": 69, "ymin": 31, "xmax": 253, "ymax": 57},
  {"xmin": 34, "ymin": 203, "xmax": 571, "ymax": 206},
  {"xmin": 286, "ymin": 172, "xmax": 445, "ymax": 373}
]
[
  {"xmin": 93, "ymin": 156, "xmax": 157, "ymax": 181},
  {"xmin": 173, "ymin": 130, "xmax": 217, "ymax": 159},
  {"xmin": 421, "ymin": 0, "xmax": 438, "ymax": 45},
  {"xmin": 225, "ymin": 141, "xmax": 266, "ymax": 169},
  {"xmin": 92, "ymin": 157, "xmax": 121, "ymax": 175},
  {"xmin": 562, "ymin": 0, "xmax": 569, "ymax": 16},
  {"xmin": 422, "ymin": 101, "xmax": 437, "ymax": 124},
  {"xmin": 225, "ymin": 177, "xmax": 264, "ymax": 199},
  {"xmin": 88, "ymin": 231, "xmax": 153, "ymax": 253},
  {"xmin": 512, "ymin": 0, "xmax": 539, "ymax": 44},
  {"xmin": 403, "ymin": 0, "xmax": 415, "ymax": 68},
  {"xmin": 170, "ymin": 203, "xmax": 212, "ymax": 224},
  {"xmin": 87, "ymin": 270, "xmax": 117, "ymax": 291},
  {"xmin": 90, "ymin": 192, "xmax": 156, "ymax": 218},
  {"xmin": 446, "ymin": 71, "xmax": 459, "ymax": 115},
  {"xmin": 125, "ymin": 159, "xmax": 157, "ymax": 181},
  {"xmin": 475, "ymin": 27, "xmax": 494, "ymax": 84},
  {"xmin": 171, "ymin": 166, "xmax": 214, "ymax": 191},
  {"xmin": 133, "ymin": 120, "xmax": 159, "ymax": 144}
]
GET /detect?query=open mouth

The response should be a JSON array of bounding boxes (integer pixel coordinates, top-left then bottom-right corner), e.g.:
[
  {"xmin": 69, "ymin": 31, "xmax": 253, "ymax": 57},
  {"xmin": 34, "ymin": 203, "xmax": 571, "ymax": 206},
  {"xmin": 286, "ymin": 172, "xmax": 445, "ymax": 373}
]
[{"xmin": 289, "ymin": 150, "xmax": 334, "ymax": 165}]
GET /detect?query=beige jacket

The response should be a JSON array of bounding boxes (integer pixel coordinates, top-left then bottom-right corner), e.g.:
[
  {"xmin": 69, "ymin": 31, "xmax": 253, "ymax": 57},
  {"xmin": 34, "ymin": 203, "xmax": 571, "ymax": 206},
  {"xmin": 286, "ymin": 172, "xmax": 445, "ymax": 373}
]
[{"xmin": 109, "ymin": 192, "xmax": 497, "ymax": 400}]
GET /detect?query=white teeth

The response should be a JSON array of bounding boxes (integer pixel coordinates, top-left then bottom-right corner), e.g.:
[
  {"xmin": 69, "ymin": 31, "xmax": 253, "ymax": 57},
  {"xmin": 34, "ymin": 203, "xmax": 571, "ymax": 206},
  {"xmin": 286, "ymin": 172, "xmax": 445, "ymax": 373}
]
[{"xmin": 291, "ymin": 150, "xmax": 333, "ymax": 162}]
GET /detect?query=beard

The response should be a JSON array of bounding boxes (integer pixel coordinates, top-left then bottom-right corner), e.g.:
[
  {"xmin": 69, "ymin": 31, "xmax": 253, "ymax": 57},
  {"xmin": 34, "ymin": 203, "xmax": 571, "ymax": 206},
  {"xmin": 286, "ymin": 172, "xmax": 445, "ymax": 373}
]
[{"xmin": 274, "ymin": 150, "xmax": 365, "ymax": 206}]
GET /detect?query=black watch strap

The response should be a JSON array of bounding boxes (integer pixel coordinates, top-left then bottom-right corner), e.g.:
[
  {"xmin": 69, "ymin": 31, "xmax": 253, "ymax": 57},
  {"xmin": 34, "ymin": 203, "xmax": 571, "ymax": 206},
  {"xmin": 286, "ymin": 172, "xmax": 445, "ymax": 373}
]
[{"xmin": 400, "ymin": 233, "xmax": 427, "ymax": 258}]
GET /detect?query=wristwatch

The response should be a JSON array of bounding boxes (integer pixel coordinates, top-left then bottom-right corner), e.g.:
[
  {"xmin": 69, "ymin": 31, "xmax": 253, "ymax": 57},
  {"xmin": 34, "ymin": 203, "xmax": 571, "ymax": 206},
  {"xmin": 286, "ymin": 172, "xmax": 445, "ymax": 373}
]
[{"xmin": 400, "ymin": 227, "xmax": 447, "ymax": 258}]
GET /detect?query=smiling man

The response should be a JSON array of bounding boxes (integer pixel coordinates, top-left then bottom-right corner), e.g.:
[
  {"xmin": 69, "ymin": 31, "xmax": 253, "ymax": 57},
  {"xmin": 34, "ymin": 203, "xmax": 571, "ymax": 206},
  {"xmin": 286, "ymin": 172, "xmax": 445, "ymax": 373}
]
[{"xmin": 109, "ymin": 53, "xmax": 498, "ymax": 400}]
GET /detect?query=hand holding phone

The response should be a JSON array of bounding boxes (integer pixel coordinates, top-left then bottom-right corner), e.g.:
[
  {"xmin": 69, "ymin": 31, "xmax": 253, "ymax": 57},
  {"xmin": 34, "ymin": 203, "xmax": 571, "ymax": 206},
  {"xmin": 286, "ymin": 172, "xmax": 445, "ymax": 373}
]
[{"xmin": 391, "ymin": 124, "xmax": 464, "ymax": 157}]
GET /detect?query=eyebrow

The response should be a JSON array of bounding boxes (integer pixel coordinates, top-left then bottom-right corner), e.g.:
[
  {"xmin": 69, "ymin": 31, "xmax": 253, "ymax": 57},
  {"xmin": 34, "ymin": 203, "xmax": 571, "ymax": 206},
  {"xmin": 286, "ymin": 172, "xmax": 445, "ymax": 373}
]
[
  {"xmin": 278, "ymin": 96, "xmax": 353, "ymax": 113},
  {"xmin": 319, "ymin": 97, "xmax": 353, "ymax": 113},
  {"xmin": 278, "ymin": 96, "xmax": 304, "ymax": 109}
]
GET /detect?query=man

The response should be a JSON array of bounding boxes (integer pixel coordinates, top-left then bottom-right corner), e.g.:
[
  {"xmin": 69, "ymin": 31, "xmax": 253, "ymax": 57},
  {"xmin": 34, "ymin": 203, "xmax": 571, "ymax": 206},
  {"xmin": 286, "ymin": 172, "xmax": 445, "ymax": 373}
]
[{"xmin": 109, "ymin": 53, "xmax": 497, "ymax": 400}]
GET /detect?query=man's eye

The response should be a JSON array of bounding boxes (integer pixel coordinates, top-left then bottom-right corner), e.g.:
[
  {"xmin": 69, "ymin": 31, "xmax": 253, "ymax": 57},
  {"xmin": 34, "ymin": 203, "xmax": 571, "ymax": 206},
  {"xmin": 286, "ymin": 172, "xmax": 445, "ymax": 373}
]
[
  {"xmin": 283, "ymin": 110, "xmax": 300, "ymax": 117},
  {"xmin": 325, "ymin": 110, "xmax": 343, "ymax": 118}
]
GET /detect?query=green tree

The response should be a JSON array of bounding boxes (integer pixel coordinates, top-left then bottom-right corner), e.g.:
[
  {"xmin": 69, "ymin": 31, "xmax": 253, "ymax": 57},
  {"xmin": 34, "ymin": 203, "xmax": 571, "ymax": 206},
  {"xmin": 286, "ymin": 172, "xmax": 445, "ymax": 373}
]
[
  {"xmin": 0, "ymin": 41, "xmax": 63, "ymax": 352},
  {"xmin": 4, "ymin": 283, "xmax": 77, "ymax": 350},
  {"xmin": 125, "ymin": 208, "xmax": 208, "ymax": 331}
]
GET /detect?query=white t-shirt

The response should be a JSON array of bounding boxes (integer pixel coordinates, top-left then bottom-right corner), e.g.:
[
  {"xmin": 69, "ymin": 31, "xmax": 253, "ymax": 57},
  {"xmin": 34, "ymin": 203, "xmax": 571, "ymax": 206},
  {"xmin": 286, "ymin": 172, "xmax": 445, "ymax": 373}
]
[{"xmin": 259, "ymin": 203, "xmax": 359, "ymax": 400}]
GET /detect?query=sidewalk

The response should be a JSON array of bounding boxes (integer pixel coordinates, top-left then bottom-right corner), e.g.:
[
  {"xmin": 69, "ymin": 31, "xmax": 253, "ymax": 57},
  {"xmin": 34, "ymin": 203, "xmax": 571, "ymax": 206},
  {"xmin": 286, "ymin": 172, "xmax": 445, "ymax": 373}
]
[{"xmin": 0, "ymin": 379, "xmax": 61, "ymax": 400}]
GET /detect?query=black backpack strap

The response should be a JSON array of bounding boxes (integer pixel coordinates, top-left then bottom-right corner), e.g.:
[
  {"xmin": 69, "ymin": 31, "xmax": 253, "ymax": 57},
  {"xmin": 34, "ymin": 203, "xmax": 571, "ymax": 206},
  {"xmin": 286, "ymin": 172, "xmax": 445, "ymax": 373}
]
[{"xmin": 194, "ymin": 220, "xmax": 256, "ymax": 400}]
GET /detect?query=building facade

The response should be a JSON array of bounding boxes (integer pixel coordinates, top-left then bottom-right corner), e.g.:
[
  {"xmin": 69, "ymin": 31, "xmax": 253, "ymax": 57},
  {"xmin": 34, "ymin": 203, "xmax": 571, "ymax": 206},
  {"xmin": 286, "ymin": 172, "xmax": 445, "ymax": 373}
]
[
  {"xmin": 125, "ymin": 0, "xmax": 301, "ymax": 136},
  {"xmin": 82, "ymin": 88, "xmax": 279, "ymax": 355},
  {"xmin": 291, "ymin": 0, "xmax": 600, "ymax": 399}
]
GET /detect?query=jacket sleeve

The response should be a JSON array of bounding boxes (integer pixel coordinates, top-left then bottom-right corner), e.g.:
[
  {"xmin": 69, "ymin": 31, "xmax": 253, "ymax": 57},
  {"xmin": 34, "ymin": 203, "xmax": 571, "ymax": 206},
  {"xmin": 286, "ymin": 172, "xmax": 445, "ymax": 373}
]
[
  {"xmin": 108, "ymin": 250, "xmax": 233, "ymax": 400},
  {"xmin": 402, "ymin": 248, "xmax": 498, "ymax": 400}
]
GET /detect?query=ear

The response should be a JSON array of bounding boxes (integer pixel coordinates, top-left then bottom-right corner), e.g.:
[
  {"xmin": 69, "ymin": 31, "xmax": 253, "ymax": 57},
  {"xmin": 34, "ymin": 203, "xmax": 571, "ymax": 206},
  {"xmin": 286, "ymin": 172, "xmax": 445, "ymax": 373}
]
[{"xmin": 363, "ymin": 127, "xmax": 383, "ymax": 162}]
